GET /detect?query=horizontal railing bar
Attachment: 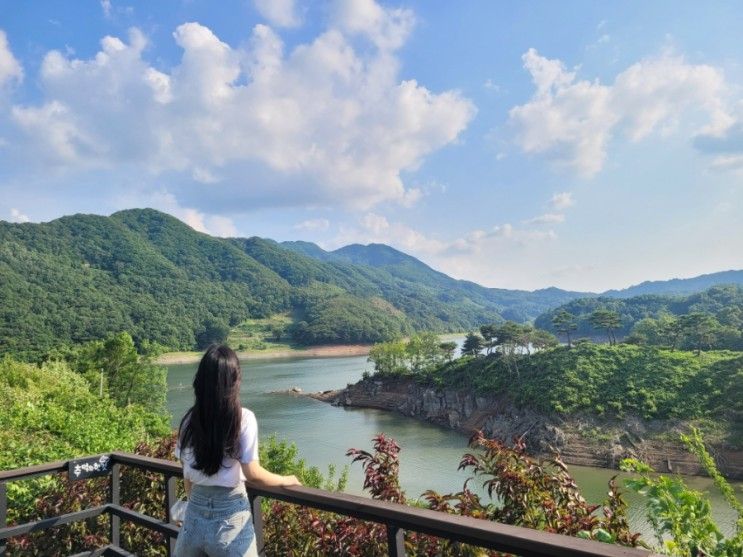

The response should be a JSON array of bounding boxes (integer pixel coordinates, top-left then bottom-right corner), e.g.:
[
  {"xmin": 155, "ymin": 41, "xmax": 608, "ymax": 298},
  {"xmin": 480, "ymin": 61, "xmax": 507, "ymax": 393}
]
[
  {"xmin": 101, "ymin": 545, "xmax": 137, "ymax": 557},
  {"xmin": 0, "ymin": 459, "xmax": 70, "ymax": 482},
  {"xmin": 107, "ymin": 504, "xmax": 180, "ymax": 538},
  {"xmin": 109, "ymin": 453, "xmax": 182, "ymax": 476},
  {"xmin": 245, "ymin": 484, "xmax": 657, "ymax": 557},
  {"xmin": 0, "ymin": 505, "xmax": 108, "ymax": 539},
  {"xmin": 68, "ymin": 544, "xmax": 136, "ymax": 557}
]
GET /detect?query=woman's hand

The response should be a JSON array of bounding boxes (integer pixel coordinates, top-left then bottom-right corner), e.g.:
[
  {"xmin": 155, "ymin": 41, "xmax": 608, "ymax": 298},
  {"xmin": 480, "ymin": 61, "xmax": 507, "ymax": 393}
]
[{"xmin": 281, "ymin": 474, "xmax": 301, "ymax": 486}]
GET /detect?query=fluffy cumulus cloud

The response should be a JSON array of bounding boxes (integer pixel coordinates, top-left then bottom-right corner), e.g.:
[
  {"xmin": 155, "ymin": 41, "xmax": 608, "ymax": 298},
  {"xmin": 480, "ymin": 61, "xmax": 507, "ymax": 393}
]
[
  {"xmin": 331, "ymin": 0, "xmax": 415, "ymax": 51},
  {"xmin": 332, "ymin": 206, "xmax": 559, "ymax": 263},
  {"xmin": 5, "ymin": 2, "xmax": 475, "ymax": 211},
  {"xmin": 509, "ymin": 48, "xmax": 731, "ymax": 177},
  {"xmin": 254, "ymin": 0, "xmax": 301, "ymax": 28}
]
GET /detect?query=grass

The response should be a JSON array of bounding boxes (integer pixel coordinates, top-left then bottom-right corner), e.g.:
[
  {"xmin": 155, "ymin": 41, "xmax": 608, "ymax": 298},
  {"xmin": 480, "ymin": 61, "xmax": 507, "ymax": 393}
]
[{"xmin": 227, "ymin": 313, "xmax": 296, "ymax": 352}]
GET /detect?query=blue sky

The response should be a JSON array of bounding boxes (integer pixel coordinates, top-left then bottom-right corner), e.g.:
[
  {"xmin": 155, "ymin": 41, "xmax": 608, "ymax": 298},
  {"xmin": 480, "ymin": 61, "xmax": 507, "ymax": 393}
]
[{"xmin": 1, "ymin": 0, "xmax": 742, "ymax": 291}]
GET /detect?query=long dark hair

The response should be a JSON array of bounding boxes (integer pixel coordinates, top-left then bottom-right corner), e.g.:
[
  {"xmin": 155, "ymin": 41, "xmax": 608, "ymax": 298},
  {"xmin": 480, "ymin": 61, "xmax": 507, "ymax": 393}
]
[{"xmin": 178, "ymin": 344, "xmax": 243, "ymax": 476}]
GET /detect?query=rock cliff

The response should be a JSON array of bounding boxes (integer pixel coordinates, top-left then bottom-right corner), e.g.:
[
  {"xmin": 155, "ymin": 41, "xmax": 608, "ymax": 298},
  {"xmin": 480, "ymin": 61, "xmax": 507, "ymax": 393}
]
[{"xmin": 312, "ymin": 377, "xmax": 743, "ymax": 479}]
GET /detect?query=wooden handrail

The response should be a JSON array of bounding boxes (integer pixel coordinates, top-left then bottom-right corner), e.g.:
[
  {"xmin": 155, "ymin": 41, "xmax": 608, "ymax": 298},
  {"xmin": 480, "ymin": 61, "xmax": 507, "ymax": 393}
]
[{"xmin": 0, "ymin": 453, "xmax": 662, "ymax": 557}]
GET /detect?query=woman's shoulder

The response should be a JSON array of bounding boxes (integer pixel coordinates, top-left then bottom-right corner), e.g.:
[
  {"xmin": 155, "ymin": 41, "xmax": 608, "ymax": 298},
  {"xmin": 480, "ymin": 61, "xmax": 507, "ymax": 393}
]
[{"xmin": 240, "ymin": 407, "xmax": 258, "ymax": 430}]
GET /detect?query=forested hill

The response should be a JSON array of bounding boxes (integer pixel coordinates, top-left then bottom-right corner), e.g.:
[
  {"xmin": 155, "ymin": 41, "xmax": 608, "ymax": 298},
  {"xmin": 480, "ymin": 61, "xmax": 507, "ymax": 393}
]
[
  {"xmin": 535, "ymin": 284, "xmax": 743, "ymax": 345},
  {"xmin": 282, "ymin": 241, "xmax": 588, "ymax": 322},
  {"xmin": 0, "ymin": 209, "xmax": 578, "ymax": 360}
]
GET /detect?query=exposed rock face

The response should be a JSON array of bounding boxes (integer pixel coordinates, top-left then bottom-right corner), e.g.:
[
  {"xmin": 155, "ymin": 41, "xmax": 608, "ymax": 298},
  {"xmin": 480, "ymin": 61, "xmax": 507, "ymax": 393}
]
[{"xmin": 315, "ymin": 377, "xmax": 743, "ymax": 480}]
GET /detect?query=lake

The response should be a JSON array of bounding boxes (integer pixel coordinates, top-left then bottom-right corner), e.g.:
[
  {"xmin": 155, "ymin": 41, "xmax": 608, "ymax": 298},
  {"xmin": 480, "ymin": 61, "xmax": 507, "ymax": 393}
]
[{"xmin": 166, "ymin": 352, "xmax": 743, "ymax": 539}]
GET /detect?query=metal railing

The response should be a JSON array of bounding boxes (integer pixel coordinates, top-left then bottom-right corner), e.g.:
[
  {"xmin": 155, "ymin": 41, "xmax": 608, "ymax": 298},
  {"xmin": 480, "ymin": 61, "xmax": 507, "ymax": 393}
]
[{"xmin": 0, "ymin": 452, "xmax": 661, "ymax": 557}]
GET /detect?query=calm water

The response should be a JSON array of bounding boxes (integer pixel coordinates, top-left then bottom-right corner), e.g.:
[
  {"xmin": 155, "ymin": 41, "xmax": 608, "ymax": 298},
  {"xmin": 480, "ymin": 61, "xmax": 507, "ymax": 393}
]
[{"xmin": 166, "ymin": 353, "xmax": 742, "ymax": 539}]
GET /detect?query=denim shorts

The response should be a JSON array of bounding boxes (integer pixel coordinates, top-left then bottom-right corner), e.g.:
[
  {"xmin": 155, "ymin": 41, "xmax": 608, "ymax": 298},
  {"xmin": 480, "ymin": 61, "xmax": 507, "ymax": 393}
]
[{"xmin": 175, "ymin": 484, "xmax": 257, "ymax": 557}]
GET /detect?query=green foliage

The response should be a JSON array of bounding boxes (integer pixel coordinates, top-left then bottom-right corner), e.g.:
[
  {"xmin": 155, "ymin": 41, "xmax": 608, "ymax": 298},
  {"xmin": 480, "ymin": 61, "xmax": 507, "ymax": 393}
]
[
  {"xmin": 621, "ymin": 429, "xmax": 743, "ymax": 556},
  {"xmin": 537, "ymin": 285, "xmax": 743, "ymax": 349},
  {"xmin": 260, "ymin": 435, "xmax": 348, "ymax": 491},
  {"xmin": 368, "ymin": 334, "xmax": 448, "ymax": 375},
  {"xmin": 0, "ymin": 355, "xmax": 169, "ymax": 553},
  {"xmin": 589, "ymin": 308, "xmax": 622, "ymax": 344},
  {"xmin": 426, "ymin": 344, "xmax": 743, "ymax": 437},
  {"xmin": 0, "ymin": 357, "xmax": 165, "ymax": 471},
  {"xmin": 50, "ymin": 332, "xmax": 168, "ymax": 417},
  {"xmin": 461, "ymin": 332, "xmax": 484, "ymax": 356},
  {"xmin": 289, "ymin": 290, "xmax": 410, "ymax": 345},
  {"xmin": 262, "ymin": 433, "xmax": 641, "ymax": 556},
  {"xmin": 424, "ymin": 433, "xmax": 640, "ymax": 546}
]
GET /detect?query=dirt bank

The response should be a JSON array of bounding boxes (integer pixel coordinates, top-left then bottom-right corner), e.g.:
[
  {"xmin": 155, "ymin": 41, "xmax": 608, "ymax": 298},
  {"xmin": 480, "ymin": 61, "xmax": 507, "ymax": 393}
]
[{"xmin": 310, "ymin": 377, "xmax": 743, "ymax": 480}]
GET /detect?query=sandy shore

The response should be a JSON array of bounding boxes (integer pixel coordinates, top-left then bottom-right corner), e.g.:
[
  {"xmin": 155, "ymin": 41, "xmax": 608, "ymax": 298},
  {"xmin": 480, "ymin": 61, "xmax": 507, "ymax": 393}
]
[{"xmin": 157, "ymin": 344, "xmax": 372, "ymax": 365}]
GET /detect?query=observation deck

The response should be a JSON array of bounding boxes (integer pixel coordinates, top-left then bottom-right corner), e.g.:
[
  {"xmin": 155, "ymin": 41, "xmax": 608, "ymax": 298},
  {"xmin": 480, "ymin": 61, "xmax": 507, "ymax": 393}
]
[{"xmin": 0, "ymin": 452, "xmax": 662, "ymax": 556}]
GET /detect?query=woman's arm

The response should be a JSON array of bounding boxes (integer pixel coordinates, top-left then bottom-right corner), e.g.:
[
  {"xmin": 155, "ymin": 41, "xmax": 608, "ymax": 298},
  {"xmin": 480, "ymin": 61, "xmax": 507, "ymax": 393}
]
[
  {"xmin": 184, "ymin": 478, "xmax": 192, "ymax": 496},
  {"xmin": 242, "ymin": 461, "xmax": 301, "ymax": 487}
]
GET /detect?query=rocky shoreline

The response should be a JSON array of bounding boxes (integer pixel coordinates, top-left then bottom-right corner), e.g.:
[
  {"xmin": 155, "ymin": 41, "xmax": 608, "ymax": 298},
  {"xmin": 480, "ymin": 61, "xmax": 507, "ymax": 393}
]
[{"xmin": 310, "ymin": 377, "xmax": 743, "ymax": 480}]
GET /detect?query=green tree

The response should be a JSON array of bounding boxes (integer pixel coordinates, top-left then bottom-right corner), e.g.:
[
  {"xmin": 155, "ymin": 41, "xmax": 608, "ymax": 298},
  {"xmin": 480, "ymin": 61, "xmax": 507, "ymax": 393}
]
[
  {"xmin": 196, "ymin": 317, "xmax": 230, "ymax": 349},
  {"xmin": 531, "ymin": 329, "xmax": 559, "ymax": 352},
  {"xmin": 479, "ymin": 324, "xmax": 498, "ymax": 355},
  {"xmin": 406, "ymin": 332, "xmax": 443, "ymax": 373},
  {"xmin": 367, "ymin": 340, "xmax": 408, "ymax": 375},
  {"xmin": 551, "ymin": 310, "xmax": 577, "ymax": 347},
  {"xmin": 438, "ymin": 341, "xmax": 457, "ymax": 362},
  {"xmin": 589, "ymin": 308, "xmax": 622, "ymax": 345},
  {"xmin": 679, "ymin": 312, "xmax": 719, "ymax": 355},
  {"xmin": 461, "ymin": 332, "xmax": 484, "ymax": 357},
  {"xmin": 56, "ymin": 332, "xmax": 167, "ymax": 416}
]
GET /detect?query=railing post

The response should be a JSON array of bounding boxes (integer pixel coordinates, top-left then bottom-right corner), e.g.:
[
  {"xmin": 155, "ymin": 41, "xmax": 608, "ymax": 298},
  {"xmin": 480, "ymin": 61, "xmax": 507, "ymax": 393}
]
[
  {"xmin": 164, "ymin": 475, "xmax": 177, "ymax": 556},
  {"xmin": 109, "ymin": 462, "xmax": 121, "ymax": 547},
  {"xmin": 248, "ymin": 490, "xmax": 265, "ymax": 557},
  {"xmin": 0, "ymin": 481, "xmax": 7, "ymax": 555},
  {"xmin": 386, "ymin": 524, "xmax": 405, "ymax": 557}
]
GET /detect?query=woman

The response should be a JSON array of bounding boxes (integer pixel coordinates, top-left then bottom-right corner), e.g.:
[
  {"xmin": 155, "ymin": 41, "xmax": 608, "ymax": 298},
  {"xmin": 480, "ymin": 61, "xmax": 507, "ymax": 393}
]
[{"xmin": 175, "ymin": 344, "xmax": 301, "ymax": 556}]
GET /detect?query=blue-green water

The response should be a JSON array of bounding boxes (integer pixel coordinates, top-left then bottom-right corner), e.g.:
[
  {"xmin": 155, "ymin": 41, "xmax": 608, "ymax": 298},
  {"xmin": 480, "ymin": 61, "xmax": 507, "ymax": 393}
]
[{"xmin": 166, "ymin": 353, "xmax": 742, "ymax": 539}]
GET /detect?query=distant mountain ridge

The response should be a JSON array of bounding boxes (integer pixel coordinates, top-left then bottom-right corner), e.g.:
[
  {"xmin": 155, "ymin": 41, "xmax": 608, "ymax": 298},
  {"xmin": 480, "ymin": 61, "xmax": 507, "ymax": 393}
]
[
  {"xmin": 601, "ymin": 270, "xmax": 743, "ymax": 298},
  {"xmin": 282, "ymin": 240, "xmax": 743, "ymax": 303},
  {"xmin": 1, "ymin": 208, "xmax": 740, "ymax": 360}
]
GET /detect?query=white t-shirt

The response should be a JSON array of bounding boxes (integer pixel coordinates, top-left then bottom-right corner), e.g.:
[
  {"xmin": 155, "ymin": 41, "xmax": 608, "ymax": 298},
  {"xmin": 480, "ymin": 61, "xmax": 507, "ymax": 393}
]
[{"xmin": 175, "ymin": 407, "xmax": 259, "ymax": 487}]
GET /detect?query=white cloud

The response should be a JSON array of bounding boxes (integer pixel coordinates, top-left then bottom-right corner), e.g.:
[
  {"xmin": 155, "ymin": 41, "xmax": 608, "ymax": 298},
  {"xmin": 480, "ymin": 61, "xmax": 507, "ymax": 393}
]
[
  {"xmin": 331, "ymin": 0, "xmax": 415, "ymax": 51},
  {"xmin": 550, "ymin": 191, "xmax": 574, "ymax": 209},
  {"xmin": 8, "ymin": 9, "xmax": 474, "ymax": 210},
  {"xmin": 254, "ymin": 0, "xmax": 301, "ymax": 28},
  {"xmin": 207, "ymin": 215, "xmax": 239, "ymax": 237},
  {"xmin": 101, "ymin": 0, "xmax": 112, "ymax": 18},
  {"xmin": 332, "ymin": 212, "xmax": 557, "ymax": 262},
  {"xmin": 9, "ymin": 208, "xmax": 29, "ymax": 223},
  {"xmin": 509, "ymin": 48, "xmax": 731, "ymax": 177},
  {"xmin": 523, "ymin": 212, "xmax": 565, "ymax": 225},
  {"xmin": 294, "ymin": 218, "xmax": 330, "ymax": 231},
  {"xmin": 0, "ymin": 30, "xmax": 23, "ymax": 87},
  {"xmin": 709, "ymin": 154, "xmax": 743, "ymax": 172}
]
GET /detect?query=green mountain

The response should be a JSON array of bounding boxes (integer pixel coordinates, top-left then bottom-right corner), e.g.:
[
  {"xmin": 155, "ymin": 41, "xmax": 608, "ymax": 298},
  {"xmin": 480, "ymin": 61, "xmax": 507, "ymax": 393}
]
[{"xmin": 2, "ymin": 209, "xmax": 567, "ymax": 360}]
